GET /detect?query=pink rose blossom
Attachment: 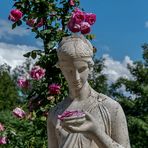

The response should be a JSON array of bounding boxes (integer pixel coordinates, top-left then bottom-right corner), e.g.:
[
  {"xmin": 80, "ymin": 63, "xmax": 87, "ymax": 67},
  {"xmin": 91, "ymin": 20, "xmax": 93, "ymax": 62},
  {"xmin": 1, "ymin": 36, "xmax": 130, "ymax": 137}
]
[
  {"xmin": 80, "ymin": 22, "xmax": 91, "ymax": 34},
  {"xmin": 58, "ymin": 110, "xmax": 85, "ymax": 121},
  {"xmin": 67, "ymin": 8, "xmax": 96, "ymax": 34},
  {"xmin": 30, "ymin": 66, "xmax": 45, "ymax": 80},
  {"xmin": 69, "ymin": 0, "xmax": 75, "ymax": 6},
  {"xmin": 72, "ymin": 8, "xmax": 85, "ymax": 24},
  {"xmin": 48, "ymin": 84, "xmax": 61, "ymax": 95},
  {"xmin": 17, "ymin": 77, "xmax": 29, "ymax": 89},
  {"xmin": 0, "ymin": 123, "xmax": 4, "ymax": 132},
  {"xmin": 12, "ymin": 107, "xmax": 26, "ymax": 119},
  {"xmin": 8, "ymin": 9, "xmax": 23, "ymax": 22},
  {"xmin": 36, "ymin": 18, "xmax": 43, "ymax": 28},
  {"xmin": 85, "ymin": 13, "xmax": 96, "ymax": 25},
  {"xmin": 72, "ymin": 23, "xmax": 81, "ymax": 32},
  {"xmin": 26, "ymin": 19, "xmax": 35, "ymax": 27},
  {"xmin": 0, "ymin": 137, "xmax": 7, "ymax": 145},
  {"xmin": 67, "ymin": 19, "xmax": 80, "ymax": 33},
  {"xmin": 26, "ymin": 18, "xmax": 43, "ymax": 28}
]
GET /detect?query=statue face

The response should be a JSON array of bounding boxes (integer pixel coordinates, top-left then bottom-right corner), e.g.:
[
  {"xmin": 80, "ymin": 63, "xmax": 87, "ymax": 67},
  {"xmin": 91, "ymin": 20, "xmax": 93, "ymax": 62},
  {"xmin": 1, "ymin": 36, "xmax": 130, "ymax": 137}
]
[{"xmin": 58, "ymin": 56, "xmax": 91, "ymax": 90}]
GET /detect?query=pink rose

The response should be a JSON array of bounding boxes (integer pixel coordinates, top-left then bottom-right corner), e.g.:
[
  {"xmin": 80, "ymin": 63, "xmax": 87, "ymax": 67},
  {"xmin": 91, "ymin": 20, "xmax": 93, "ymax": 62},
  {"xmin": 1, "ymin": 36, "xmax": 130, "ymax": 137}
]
[
  {"xmin": 48, "ymin": 84, "xmax": 61, "ymax": 95},
  {"xmin": 72, "ymin": 23, "xmax": 81, "ymax": 32},
  {"xmin": 69, "ymin": 0, "xmax": 75, "ymax": 6},
  {"xmin": 30, "ymin": 66, "xmax": 45, "ymax": 80},
  {"xmin": 58, "ymin": 110, "xmax": 85, "ymax": 121},
  {"xmin": 80, "ymin": 22, "xmax": 91, "ymax": 34},
  {"xmin": 85, "ymin": 13, "xmax": 96, "ymax": 25},
  {"xmin": 12, "ymin": 107, "xmax": 26, "ymax": 119},
  {"xmin": 8, "ymin": 9, "xmax": 23, "ymax": 22},
  {"xmin": 0, "ymin": 123, "xmax": 4, "ymax": 132},
  {"xmin": 72, "ymin": 8, "xmax": 85, "ymax": 24},
  {"xmin": 26, "ymin": 18, "xmax": 43, "ymax": 28},
  {"xmin": 0, "ymin": 137, "xmax": 7, "ymax": 145},
  {"xmin": 67, "ymin": 19, "xmax": 80, "ymax": 33},
  {"xmin": 36, "ymin": 18, "xmax": 43, "ymax": 28},
  {"xmin": 26, "ymin": 19, "xmax": 35, "ymax": 27},
  {"xmin": 17, "ymin": 77, "xmax": 29, "ymax": 89}
]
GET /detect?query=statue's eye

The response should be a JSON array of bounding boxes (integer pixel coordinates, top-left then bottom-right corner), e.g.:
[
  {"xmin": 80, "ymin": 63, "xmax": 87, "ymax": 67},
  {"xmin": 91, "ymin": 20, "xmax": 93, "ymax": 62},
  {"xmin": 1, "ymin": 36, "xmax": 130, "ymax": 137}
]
[
  {"xmin": 69, "ymin": 70, "xmax": 73, "ymax": 73},
  {"xmin": 78, "ymin": 67, "xmax": 87, "ymax": 73}
]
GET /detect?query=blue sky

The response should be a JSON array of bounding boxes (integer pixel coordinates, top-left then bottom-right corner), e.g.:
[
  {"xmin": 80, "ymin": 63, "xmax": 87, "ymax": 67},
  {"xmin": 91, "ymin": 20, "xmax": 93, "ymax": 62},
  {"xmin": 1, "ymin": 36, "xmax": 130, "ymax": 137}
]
[
  {"xmin": 0, "ymin": 0, "xmax": 148, "ymax": 62},
  {"xmin": 81, "ymin": 0, "xmax": 148, "ymax": 61}
]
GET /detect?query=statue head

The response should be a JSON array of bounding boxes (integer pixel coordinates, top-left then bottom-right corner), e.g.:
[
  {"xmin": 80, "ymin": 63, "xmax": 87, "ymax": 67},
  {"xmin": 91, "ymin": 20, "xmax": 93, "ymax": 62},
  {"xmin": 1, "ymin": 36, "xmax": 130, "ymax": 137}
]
[
  {"xmin": 57, "ymin": 34, "xmax": 94, "ymax": 69},
  {"xmin": 56, "ymin": 34, "xmax": 94, "ymax": 93}
]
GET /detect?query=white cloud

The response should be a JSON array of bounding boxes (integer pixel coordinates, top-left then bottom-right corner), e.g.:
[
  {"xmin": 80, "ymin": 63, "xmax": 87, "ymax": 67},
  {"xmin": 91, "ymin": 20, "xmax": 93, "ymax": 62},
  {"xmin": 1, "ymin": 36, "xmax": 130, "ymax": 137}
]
[
  {"xmin": 102, "ymin": 54, "xmax": 133, "ymax": 84},
  {"xmin": 100, "ymin": 45, "xmax": 110, "ymax": 52},
  {"xmin": 145, "ymin": 21, "xmax": 148, "ymax": 28},
  {"xmin": 0, "ymin": 19, "xmax": 30, "ymax": 40},
  {"xmin": 0, "ymin": 42, "xmax": 37, "ymax": 69},
  {"xmin": 0, "ymin": 42, "xmax": 133, "ymax": 84}
]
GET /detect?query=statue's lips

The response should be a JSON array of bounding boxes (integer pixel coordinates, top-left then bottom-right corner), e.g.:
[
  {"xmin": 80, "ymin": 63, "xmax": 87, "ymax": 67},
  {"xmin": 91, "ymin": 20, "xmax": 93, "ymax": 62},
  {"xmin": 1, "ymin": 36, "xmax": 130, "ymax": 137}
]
[
  {"xmin": 72, "ymin": 81, "xmax": 82, "ymax": 89},
  {"xmin": 58, "ymin": 110, "xmax": 85, "ymax": 121}
]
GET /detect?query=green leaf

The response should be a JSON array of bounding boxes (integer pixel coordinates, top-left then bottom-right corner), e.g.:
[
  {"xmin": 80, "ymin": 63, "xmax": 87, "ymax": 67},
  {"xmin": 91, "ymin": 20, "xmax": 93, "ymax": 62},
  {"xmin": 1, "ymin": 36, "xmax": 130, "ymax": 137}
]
[
  {"xmin": 46, "ymin": 41, "xmax": 56, "ymax": 49},
  {"xmin": 85, "ymin": 34, "xmax": 96, "ymax": 40},
  {"xmin": 17, "ymin": 20, "xmax": 22, "ymax": 26},
  {"xmin": 31, "ymin": 51, "xmax": 37, "ymax": 59},
  {"xmin": 23, "ymin": 52, "xmax": 31, "ymax": 58},
  {"xmin": 40, "ymin": 116, "xmax": 46, "ymax": 121},
  {"xmin": 12, "ymin": 23, "xmax": 17, "ymax": 29},
  {"xmin": 32, "ymin": 111, "xmax": 36, "ymax": 119}
]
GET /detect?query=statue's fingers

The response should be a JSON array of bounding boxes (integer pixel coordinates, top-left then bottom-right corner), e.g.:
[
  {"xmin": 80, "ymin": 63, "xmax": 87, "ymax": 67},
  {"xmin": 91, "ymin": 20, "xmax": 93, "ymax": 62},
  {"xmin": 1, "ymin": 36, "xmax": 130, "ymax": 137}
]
[
  {"xmin": 62, "ymin": 125, "xmax": 72, "ymax": 133},
  {"xmin": 84, "ymin": 111, "xmax": 94, "ymax": 121},
  {"xmin": 62, "ymin": 117, "xmax": 85, "ymax": 125},
  {"xmin": 63, "ymin": 119, "xmax": 75, "ymax": 124},
  {"xmin": 67, "ymin": 126, "xmax": 80, "ymax": 133}
]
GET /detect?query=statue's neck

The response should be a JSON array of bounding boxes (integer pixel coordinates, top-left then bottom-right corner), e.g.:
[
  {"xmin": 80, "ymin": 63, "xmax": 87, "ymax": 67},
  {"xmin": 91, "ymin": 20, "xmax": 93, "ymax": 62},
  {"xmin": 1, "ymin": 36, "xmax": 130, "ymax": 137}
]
[{"xmin": 68, "ymin": 81, "xmax": 91, "ymax": 101}]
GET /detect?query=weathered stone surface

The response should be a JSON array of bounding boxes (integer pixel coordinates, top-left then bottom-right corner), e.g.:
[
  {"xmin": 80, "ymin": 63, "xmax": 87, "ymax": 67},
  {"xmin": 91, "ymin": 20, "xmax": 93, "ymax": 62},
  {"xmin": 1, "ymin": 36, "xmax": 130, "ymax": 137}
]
[{"xmin": 47, "ymin": 34, "xmax": 131, "ymax": 148}]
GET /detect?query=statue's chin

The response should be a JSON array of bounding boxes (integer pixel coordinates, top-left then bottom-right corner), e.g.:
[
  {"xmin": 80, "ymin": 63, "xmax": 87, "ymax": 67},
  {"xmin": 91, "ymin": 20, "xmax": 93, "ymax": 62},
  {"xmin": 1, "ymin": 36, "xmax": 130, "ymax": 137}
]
[{"xmin": 75, "ymin": 84, "xmax": 83, "ymax": 90}]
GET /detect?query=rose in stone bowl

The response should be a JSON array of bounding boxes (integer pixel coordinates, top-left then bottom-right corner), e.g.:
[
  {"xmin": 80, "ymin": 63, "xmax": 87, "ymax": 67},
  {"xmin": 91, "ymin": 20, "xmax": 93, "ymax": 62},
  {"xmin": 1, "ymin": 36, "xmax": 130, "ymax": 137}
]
[{"xmin": 58, "ymin": 110, "xmax": 85, "ymax": 125}]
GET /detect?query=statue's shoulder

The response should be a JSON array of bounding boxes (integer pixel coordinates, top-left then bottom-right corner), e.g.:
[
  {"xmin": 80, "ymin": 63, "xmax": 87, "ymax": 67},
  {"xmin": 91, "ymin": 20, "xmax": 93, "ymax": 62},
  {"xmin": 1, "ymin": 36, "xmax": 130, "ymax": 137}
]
[{"xmin": 98, "ymin": 93, "xmax": 122, "ymax": 113}]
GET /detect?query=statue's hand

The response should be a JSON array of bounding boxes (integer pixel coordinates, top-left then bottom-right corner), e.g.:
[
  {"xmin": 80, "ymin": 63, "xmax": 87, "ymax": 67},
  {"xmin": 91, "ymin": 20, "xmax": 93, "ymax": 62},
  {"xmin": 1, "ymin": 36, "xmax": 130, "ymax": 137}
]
[{"xmin": 61, "ymin": 111, "xmax": 101, "ymax": 136}]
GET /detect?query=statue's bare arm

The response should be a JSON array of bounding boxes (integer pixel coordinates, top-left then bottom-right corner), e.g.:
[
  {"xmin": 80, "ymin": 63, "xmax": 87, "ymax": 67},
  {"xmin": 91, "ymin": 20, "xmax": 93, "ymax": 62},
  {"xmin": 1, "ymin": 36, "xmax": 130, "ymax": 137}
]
[
  {"xmin": 110, "ymin": 102, "xmax": 131, "ymax": 148},
  {"xmin": 92, "ymin": 102, "xmax": 131, "ymax": 148},
  {"xmin": 47, "ymin": 113, "xmax": 58, "ymax": 148}
]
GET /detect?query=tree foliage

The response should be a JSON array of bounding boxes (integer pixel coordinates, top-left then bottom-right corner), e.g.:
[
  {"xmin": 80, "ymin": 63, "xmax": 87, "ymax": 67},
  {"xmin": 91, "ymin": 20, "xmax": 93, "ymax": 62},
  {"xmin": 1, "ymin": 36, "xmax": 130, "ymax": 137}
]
[
  {"xmin": 89, "ymin": 58, "xmax": 108, "ymax": 94},
  {"xmin": 0, "ymin": 64, "xmax": 18, "ymax": 110},
  {"xmin": 110, "ymin": 44, "xmax": 148, "ymax": 148}
]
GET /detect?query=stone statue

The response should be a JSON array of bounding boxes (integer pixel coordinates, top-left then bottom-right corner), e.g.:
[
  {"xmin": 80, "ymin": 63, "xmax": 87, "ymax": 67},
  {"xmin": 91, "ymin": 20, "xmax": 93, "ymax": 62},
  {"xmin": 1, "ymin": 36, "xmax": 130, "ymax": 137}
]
[{"xmin": 47, "ymin": 34, "xmax": 131, "ymax": 148}]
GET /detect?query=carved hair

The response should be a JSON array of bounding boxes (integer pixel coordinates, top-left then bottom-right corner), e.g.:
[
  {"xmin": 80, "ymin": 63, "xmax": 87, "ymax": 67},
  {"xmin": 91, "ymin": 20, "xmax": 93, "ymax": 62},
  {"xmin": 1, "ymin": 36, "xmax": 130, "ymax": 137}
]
[
  {"xmin": 56, "ymin": 34, "xmax": 94, "ymax": 70},
  {"xmin": 57, "ymin": 34, "xmax": 93, "ymax": 58}
]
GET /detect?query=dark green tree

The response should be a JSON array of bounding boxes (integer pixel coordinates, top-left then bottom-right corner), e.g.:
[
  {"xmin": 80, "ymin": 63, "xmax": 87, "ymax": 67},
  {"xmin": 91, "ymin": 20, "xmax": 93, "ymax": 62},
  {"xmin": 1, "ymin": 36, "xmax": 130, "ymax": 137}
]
[
  {"xmin": 89, "ymin": 58, "xmax": 108, "ymax": 94},
  {"xmin": 110, "ymin": 44, "xmax": 148, "ymax": 148},
  {"xmin": 0, "ymin": 64, "xmax": 18, "ymax": 110}
]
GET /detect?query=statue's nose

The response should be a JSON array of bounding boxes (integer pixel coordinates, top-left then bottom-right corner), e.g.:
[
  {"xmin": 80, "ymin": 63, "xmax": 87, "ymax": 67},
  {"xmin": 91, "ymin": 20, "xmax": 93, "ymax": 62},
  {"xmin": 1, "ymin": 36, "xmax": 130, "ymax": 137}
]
[{"xmin": 73, "ymin": 70, "xmax": 80, "ymax": 80}]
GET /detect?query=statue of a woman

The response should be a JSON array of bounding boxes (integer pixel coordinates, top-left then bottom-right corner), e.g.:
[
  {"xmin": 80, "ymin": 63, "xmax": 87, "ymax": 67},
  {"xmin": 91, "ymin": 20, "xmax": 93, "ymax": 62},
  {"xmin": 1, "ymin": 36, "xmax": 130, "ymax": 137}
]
[{"xmin": 47, "ymin": 34, "xmax": 131, "ymax": 148}]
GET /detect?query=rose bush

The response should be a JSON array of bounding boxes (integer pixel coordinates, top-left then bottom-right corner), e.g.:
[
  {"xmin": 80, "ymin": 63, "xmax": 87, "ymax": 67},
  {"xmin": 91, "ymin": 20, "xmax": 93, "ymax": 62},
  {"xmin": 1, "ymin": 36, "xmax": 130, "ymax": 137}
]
[{"xmin": 5, "ymin": 0, "xmax": 96, "ymax": 147}]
